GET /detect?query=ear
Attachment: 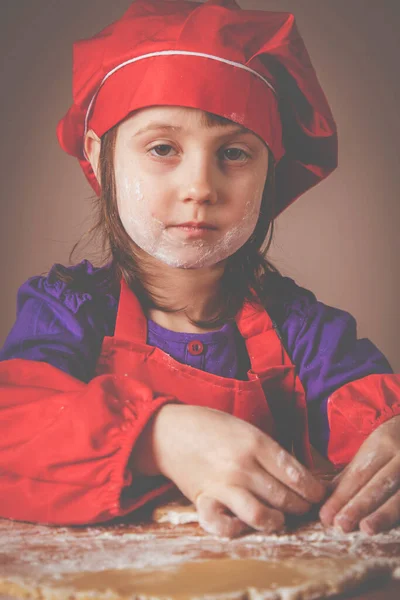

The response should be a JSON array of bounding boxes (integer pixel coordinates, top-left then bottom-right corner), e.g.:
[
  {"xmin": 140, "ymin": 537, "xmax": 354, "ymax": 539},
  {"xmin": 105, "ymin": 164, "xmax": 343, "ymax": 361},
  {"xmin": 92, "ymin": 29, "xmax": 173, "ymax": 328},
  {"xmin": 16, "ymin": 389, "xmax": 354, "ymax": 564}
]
[{"xmin": 84, "ymin": 130, "xmax": 101, "ymax": 184}]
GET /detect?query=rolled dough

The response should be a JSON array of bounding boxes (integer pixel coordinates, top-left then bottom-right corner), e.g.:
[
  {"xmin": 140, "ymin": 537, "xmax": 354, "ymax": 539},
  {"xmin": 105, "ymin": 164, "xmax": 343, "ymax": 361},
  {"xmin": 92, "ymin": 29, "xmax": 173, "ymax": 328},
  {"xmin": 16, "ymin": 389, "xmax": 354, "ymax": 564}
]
[{"xmin": 1, "ymin": 494, "xmax": 399, "ymax": 600}]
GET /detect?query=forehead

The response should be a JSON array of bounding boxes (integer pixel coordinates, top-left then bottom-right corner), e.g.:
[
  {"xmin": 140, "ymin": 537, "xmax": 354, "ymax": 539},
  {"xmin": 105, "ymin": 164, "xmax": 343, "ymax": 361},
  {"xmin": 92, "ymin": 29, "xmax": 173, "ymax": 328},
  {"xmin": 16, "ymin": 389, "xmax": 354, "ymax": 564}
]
[{"xmin": 118, "ymin": 105, "xmax": 256, "ymax": 137}]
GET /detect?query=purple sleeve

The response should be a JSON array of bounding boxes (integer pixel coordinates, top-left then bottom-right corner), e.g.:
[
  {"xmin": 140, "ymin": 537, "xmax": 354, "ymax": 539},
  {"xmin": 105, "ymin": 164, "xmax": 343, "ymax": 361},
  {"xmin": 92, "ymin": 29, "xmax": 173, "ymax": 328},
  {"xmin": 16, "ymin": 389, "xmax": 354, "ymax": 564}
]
[
  {"xmin": 0, "ymin": 261, "xmax": 118, "ymax": 383},
  {"xmin": 273, "ymin": 278, "xmax": 393, "ymax": 456}
]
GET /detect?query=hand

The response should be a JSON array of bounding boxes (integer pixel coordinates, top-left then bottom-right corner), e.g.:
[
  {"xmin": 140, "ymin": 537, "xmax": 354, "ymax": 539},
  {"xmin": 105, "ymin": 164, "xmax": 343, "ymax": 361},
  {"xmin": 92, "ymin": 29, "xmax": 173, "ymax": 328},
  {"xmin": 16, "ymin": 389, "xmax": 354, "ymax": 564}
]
[
  {"xmin": 144, "ymin": 404, "xmax": 327, "ymax": 538},
  {"xmin": 319, "ymin": 415, "xmax": 400, "ymax": 535}
]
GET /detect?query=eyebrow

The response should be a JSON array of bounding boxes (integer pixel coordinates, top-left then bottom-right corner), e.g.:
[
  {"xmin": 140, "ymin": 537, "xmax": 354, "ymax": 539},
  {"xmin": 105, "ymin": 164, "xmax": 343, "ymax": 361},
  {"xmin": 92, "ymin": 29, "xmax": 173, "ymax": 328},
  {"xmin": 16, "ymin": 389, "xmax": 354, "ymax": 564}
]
[{"xmin": 134, "ymin": 121, "xmax": 249, "ymax": 137}]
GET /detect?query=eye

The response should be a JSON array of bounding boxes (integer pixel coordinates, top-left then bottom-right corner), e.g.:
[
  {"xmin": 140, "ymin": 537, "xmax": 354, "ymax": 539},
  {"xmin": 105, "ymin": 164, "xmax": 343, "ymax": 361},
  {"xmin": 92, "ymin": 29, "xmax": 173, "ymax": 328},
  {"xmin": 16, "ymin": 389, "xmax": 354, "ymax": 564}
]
[
  {"xmin": 149, "ymin": 144, "xmax": 176, "ymax": 157},
  {"xmin": 222, "ymin": 147, "xmax": 249, "ymax": 162}
]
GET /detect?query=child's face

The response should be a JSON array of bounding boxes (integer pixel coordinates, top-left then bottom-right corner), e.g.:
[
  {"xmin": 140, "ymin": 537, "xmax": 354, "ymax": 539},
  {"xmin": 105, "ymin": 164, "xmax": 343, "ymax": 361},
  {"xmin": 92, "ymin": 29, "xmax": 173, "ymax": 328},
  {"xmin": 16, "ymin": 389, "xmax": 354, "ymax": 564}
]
[{"xmin": 113, "ymin": 106, "xmax": 269, "ymax": 269}]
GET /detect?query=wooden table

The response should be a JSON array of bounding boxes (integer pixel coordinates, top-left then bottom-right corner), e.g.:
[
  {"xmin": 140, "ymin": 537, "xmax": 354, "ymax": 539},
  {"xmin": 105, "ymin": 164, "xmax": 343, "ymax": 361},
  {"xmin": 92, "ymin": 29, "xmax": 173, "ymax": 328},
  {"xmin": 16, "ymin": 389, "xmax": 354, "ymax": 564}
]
[{"xmin": 1, "ymin": 499, "xmax": 399, "ymax": 600}]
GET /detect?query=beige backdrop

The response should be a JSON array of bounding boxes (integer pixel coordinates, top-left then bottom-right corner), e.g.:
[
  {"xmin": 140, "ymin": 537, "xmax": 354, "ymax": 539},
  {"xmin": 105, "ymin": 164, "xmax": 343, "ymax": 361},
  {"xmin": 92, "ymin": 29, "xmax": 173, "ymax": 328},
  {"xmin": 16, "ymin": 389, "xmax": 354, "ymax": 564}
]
[{"xmin": 1, "ymin": 0, "xmax": 399, "ymax": 370}]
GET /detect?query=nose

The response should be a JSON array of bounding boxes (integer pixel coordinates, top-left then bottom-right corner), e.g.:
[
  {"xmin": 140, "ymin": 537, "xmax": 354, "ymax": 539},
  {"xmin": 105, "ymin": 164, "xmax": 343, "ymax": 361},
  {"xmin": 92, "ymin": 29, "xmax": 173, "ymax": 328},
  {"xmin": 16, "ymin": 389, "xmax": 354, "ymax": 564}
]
[{"xmin": 178, "ymin": 153, "xmax": 218, "ymax": 205}]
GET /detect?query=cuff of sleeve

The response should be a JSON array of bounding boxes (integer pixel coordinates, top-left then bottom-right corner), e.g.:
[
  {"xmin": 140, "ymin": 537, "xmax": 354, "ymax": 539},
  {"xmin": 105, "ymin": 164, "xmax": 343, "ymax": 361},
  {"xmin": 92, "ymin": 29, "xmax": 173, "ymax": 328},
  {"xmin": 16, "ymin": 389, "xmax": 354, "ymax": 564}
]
[
  {"xmin": 327, "ymin": 374, "xmax": 400, "ymax": 467},
  {"xmin": 101, "ymin": 388, "xmax": 181, "ymax": 522}
]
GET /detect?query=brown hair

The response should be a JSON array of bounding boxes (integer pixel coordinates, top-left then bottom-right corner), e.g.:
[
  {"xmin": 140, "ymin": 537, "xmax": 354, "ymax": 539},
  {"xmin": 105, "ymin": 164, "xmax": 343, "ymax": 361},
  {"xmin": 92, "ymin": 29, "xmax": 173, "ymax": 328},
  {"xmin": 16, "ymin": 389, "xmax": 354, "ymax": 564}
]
[{"xmin": 55, "ymin": 111, "xmax": 282, "ymax": 329}]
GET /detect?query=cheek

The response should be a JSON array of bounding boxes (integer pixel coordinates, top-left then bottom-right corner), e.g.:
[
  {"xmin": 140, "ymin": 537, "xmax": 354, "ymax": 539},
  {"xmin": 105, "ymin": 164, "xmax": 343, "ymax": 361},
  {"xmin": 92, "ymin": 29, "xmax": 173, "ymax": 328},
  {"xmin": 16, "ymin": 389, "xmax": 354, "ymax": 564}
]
[
  {"xmin": 115, "ymin": 170, "xmax": 147, "ymax": 216},
  {"xmin": 116, "ymin": 175, "xmax": 165, "ymax": 222},
  {"xmin": 116, "ymin": 178, "xmax": 147, "ymax": 236},
  {"xmin": 247, "ymin": 190, "xmax": 263, "ymax": 213},
  {"xmin": 233, "ymin": 182, "xmax": 264, "ymax": 222},
  {"xmin": 115, "ymin": 159, "xmax": 136, "ymax": 206}
]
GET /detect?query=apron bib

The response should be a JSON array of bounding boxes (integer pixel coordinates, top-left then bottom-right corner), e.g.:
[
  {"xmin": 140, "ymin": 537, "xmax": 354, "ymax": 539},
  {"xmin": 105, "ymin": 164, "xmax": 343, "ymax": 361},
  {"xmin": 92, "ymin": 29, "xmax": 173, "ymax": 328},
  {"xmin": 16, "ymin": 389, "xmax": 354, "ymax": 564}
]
[{"xmin": 96, "ymin": 279, "xmax": 312, "ymax": 467}]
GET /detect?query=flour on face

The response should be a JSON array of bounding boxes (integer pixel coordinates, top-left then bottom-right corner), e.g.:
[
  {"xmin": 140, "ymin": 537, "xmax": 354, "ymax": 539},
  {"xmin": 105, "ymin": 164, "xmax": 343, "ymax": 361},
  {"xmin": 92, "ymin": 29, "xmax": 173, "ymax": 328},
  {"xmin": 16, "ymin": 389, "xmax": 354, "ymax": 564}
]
[
  {"xmin": 114, "ymin": 106, "xmax": 268, "ymax": 269},
  {"xmin": 117, "ymin": 175, "xmax": 262, "ymax": 269}
]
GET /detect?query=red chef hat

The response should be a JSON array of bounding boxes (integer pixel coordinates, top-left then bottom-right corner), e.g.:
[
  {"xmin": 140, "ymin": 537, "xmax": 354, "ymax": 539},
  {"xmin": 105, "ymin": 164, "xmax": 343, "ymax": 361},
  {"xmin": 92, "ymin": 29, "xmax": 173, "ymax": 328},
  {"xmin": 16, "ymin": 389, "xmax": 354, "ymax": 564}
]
[{"xmin": 57, "ymin": 0, "xmax": 337, "ymax": 215}]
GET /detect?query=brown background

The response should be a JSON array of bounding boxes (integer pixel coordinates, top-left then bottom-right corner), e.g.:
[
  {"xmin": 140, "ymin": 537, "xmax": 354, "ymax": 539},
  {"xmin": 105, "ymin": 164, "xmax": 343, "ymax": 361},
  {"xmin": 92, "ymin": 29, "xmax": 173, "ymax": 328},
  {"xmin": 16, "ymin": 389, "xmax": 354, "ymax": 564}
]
[{"xmin": 0, "ymin": 0, "xmax": 399, "ymax": 370}]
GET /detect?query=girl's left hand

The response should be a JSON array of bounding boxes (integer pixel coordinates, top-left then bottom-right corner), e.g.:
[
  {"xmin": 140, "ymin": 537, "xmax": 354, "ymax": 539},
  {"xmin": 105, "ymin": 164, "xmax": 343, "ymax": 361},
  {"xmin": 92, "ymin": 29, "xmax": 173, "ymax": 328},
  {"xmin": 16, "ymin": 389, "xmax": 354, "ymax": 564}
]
[{"xmin": 319, "ymin": 415, "xmax": 400, "ymax": 535}]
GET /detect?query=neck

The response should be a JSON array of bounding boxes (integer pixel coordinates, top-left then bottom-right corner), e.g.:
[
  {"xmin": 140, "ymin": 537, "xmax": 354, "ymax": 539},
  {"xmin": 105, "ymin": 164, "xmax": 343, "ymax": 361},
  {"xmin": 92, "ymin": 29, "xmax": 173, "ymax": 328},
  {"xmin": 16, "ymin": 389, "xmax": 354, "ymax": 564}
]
[{"xmin": 136, "ymin": 253, "xmax": 226, "ymax": 332}]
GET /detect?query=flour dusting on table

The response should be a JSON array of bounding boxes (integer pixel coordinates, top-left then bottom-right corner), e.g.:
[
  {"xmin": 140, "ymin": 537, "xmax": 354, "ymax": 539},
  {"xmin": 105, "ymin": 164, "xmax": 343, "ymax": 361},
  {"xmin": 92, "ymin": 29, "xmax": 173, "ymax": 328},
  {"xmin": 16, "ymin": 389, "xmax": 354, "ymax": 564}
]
[{"xmin": 1, "ymin": 501, "xmax": 399, "ymax": 600}]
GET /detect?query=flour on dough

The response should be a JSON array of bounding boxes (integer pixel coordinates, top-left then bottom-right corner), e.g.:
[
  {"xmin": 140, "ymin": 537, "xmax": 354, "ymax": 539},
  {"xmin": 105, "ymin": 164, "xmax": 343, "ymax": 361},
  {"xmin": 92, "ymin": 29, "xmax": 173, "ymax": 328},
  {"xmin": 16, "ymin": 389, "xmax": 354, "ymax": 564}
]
[
  {"xmin": 1, "ymin": 498, "xmax": 399, "ymax": 600},
  {"xmin": 152, "ymin": 500, "xmax": 199, "ymax": 525}
]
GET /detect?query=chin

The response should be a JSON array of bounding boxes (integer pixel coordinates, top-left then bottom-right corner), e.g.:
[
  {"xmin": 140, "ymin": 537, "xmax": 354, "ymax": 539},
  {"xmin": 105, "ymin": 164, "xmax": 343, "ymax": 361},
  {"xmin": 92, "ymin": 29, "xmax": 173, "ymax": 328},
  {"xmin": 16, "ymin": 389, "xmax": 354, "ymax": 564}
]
[{"xmin": 157, "ymin": 256, "xmax": 218, "ymax": 270}]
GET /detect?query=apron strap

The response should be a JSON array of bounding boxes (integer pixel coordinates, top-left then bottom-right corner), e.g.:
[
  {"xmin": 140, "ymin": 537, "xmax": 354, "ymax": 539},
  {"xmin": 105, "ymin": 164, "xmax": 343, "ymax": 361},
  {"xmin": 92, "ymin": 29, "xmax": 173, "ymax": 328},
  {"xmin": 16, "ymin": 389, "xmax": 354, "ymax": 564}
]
[
  {"xmin": 113, "ymin": 278, "xmax": 148, "ymax": 343},
  {"xmin": 235, "ymin": 299, "xmax": 285, "ymax": 371}
]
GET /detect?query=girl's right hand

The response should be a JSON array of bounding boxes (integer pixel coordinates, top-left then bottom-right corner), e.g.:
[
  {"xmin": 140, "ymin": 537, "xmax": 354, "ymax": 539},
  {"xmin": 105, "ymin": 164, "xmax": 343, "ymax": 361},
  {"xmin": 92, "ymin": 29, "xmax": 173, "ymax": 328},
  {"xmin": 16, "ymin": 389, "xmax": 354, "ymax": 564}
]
[{"xmin": 132, "ymin": 404, "xmax": 327, "ymax": 538}]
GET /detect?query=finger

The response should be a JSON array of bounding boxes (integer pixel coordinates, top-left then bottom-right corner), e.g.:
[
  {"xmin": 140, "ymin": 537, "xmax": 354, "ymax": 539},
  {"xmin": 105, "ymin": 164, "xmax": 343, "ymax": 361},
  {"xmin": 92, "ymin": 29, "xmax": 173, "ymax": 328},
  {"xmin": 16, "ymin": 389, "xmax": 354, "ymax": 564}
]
[
  {"xmin": 327, "ymin": 466, "xmax": 349, "ymax": 489},
  {"xmin": 319, "ymin": 450, "xmax": 391, "ymax": 527},
  {"xmin": 257, "ymin": 440, "xmax": 327, "ymax": 504},
  {"xmin": 249, "ymin": 464, "xmax": 313, "ymax": 515},
  {"xmin": 217, "ymin": 484, "xmax": 285, "ymax": 534},
  {"xmin": 332, "ymin": 456, "xmax": 400, "ymax": 533},
  {"xmin": 360, "ymin": 489, "xmax": 400, "ymax": 535},
  {"xmin": 195, "ymin": 493, "xmax": 250, "ymax": 539},
  {"xmin": 313, "ymin": 469, "xmax": 342, "ymax": 492}
]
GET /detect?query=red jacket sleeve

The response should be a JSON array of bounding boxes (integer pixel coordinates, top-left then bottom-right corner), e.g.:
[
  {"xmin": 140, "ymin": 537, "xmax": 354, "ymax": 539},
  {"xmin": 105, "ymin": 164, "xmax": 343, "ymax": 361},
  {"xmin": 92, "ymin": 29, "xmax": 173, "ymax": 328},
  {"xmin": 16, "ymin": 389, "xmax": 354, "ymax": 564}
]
[
  {"xmin": 327, "ymin": 374, "xmax": 400, "ymax": 467},
  {"xmin": 0, "ymin": 358, "xmax": 176, "ymax": 525},
  {"xmin": 0, "ymin": 263, "xmax": 177, "ymax": 524},
  {"xmin": 273, "ymin": 276, "xmax": 400, "ymax": 464}
]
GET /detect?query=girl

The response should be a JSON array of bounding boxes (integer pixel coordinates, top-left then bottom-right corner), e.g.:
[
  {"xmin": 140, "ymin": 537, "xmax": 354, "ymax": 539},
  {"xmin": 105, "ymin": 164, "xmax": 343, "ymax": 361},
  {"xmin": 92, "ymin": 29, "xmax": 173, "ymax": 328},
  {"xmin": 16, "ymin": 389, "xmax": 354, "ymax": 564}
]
[{"xmin": 1, "ymin": 0, "xmax": 400, "ymax": 539}]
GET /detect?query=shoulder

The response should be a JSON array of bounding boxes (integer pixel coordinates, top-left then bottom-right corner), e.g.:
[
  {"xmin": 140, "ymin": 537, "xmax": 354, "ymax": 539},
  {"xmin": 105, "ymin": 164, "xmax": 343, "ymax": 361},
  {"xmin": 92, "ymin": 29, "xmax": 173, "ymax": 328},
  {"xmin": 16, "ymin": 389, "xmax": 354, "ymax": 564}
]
[
  {"xmin": 2, "ymin": 260, "xmax": 120, "ymax": 377},
  {"xmin": 261, "ymin": 272, "xmax": 354, "ymax": 350},
  {"xmin": 16, "ymin": 259, "xmax": 120, "ymax": 317},
  {"xmin": 262, "ymin": 271, "xmax": 317, "ymax": 326},
  {"xmin": 263, "ymin": 273, "xmax": 375, "ymax": 364},
  {"xmin": 263, "ymin": 271, "xmax": 359, "ymax": 336}
]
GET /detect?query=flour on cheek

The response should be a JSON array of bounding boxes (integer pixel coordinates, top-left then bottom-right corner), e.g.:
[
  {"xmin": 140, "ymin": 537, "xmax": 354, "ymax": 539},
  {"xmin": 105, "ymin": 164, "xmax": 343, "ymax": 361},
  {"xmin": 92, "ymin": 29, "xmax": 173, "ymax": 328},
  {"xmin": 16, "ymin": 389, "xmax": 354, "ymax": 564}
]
[
  {"xmin": 116, "ymin": 171, "xmax": 262, "ymax": 270},
  {"xmin": 117, "ymin": 174, "xmax": 165, "ymax": 257}
]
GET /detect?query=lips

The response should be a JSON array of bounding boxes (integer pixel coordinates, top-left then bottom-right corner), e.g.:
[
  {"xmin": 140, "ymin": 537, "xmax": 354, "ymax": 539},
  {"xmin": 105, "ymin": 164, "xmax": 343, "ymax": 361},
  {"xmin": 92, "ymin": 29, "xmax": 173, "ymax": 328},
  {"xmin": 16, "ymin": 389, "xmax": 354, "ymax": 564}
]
[
  {"xmin": 168, "ymin": 221, "xmax": 217, "ymax": 239},
  {"xmin": 173, "ymin": 222, "xmax": 217, "ymax": 229}
]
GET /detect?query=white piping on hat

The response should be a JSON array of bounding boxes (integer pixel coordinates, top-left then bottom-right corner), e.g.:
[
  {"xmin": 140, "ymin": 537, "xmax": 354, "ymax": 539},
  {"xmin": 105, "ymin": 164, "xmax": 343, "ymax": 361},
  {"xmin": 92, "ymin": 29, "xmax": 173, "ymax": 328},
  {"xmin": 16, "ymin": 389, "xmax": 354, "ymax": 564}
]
[{"xmin": 83, "ymin": 50, "xmax": 276, "ymax": 160}]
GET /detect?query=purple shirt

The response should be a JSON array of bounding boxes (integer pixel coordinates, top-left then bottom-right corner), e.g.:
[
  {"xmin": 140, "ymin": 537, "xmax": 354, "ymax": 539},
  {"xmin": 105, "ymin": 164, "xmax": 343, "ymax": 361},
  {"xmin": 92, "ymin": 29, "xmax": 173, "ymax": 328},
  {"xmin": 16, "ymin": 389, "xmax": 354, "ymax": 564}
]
[
  {"xmin": 0, "ymin": 260, "xmax": 393, "ymax": 455},
  {"xmin": 147, "ymin": 319, "xmax": 250, "ymax": 380}
]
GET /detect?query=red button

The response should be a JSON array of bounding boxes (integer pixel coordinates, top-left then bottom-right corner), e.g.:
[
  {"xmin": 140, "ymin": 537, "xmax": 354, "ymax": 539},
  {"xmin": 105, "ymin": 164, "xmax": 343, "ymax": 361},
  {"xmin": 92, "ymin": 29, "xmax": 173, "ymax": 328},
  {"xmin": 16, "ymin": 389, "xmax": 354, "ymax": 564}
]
[{"xmin": 187, "ymin": 340, "xmax": 204, "ymax": 356}]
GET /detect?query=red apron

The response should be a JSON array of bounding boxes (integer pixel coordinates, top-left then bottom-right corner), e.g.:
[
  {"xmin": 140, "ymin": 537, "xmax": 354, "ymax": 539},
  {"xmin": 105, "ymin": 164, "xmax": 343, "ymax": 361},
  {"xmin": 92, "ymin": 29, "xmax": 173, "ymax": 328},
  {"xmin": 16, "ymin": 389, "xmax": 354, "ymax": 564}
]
[{"xmin": 96, "ymin": 279, "xmax": 312, "ymax": 464}]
